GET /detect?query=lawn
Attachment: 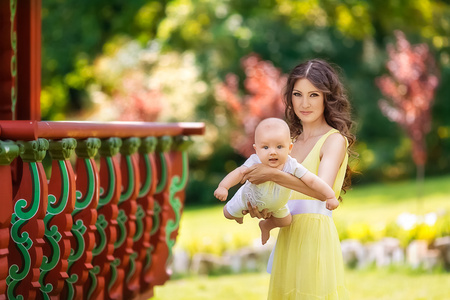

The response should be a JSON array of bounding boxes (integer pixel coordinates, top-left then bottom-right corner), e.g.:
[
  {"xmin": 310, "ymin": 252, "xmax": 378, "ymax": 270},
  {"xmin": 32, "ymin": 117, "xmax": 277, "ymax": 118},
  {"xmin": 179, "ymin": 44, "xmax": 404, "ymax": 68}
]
[
  {"xmin": 153, "ymin": 268, "xmax": 450, "ymax": 300},
  {"xmin": 176, "ymin": 175, "xmax": 450, "ymax": 255},
  {"xmin": 153, "ymin": 175, "xmax": 450, "ymax": 299}
]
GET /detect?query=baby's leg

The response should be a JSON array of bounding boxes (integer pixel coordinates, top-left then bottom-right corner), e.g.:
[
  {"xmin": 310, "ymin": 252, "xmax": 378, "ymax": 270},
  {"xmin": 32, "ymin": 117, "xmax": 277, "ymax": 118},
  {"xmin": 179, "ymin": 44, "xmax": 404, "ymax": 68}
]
[
  {"xmin": 223, "ymin": 205, "xmax": 243, "ymax": 224},
  {"xmin": 259, "ymin": 214, "xmax": 292, "ymax": 245}
]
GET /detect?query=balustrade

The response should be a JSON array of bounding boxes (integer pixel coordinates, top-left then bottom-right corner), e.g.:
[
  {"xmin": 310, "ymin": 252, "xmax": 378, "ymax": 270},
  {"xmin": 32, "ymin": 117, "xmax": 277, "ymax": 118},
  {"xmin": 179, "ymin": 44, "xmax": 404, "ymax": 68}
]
[{"xmin": 0, "ymin": 121, "xmax": 204, "ymax": 300}]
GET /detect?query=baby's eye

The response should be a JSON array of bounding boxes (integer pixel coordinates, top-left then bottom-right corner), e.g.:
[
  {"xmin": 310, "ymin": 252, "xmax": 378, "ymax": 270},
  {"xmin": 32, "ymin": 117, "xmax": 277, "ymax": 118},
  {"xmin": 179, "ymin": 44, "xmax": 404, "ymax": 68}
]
[
  {"xmin": 277, "ymin": 145, "xmax": 283, "ymax": 149},
  {"xmin": 263, "ymin": 146, "xmax": 269, "ymax": 150}
]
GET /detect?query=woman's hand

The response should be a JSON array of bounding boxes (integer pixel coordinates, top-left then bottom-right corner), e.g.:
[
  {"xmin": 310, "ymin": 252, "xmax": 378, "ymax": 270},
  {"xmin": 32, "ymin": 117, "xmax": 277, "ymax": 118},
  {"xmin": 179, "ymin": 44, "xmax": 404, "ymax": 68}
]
[
  {"xmin": 241, "ymin": 163, "xmax": 275, "ymax": 185},
  {"xmin": 242, "ymin": 202, "xmax": 272, "ymax": 219}
]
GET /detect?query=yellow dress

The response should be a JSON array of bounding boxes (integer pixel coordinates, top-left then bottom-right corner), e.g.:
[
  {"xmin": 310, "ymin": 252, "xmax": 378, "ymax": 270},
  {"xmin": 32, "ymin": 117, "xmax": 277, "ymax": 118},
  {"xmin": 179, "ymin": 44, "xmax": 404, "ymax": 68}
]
[{"xmin": 267, "ymin": 129, "xmax": 350, "ymax": 300}]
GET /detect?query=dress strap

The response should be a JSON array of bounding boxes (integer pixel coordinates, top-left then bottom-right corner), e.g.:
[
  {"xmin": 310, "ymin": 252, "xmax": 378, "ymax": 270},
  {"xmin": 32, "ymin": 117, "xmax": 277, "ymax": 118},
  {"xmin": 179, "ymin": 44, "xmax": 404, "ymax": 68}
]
[{"xmin": 304, "ymin": 128, "xmax": 340, "ymax": 159}]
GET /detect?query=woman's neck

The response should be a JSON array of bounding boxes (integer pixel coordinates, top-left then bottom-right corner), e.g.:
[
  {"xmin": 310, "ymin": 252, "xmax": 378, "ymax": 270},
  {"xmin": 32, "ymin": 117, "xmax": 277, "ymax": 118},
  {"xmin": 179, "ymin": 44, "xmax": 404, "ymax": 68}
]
[{"xmin": 300, "ymin": 119, "xmax": 331, "ymax": 140}]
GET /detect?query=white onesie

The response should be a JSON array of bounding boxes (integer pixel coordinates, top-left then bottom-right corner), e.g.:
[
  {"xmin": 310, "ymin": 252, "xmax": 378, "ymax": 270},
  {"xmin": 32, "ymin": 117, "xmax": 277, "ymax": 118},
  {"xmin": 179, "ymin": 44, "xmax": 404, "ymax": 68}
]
[{"xmin": 226, "ymin": 154, "xmax": 308, "ymax": 218}]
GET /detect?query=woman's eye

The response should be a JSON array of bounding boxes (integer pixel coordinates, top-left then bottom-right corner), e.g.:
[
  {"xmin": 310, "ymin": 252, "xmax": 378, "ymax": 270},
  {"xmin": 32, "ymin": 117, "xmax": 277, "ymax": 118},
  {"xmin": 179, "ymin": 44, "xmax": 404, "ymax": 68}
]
[
  {"xmin": 310, "ymin": 93, "xmax": 319, "ymax": 97},
  {"xmin": 293, "ymin": 92, "xmax": 301, "ymax": 97}
]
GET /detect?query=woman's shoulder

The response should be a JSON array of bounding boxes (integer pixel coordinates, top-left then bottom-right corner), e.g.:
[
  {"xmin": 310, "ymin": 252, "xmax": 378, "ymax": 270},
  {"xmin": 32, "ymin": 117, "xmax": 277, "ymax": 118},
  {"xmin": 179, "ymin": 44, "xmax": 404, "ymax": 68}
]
[{"xmin": 322, "ymin": 130, "xmax": 347, "ymax": 153}]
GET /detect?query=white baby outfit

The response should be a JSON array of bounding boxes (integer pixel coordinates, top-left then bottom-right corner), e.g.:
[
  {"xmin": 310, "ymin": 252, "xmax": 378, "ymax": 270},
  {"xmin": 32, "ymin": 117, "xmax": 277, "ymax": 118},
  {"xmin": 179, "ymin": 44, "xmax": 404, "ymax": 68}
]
[{"xmin": 226, "ymin": 154, "xmax": 308, "ymax": 218}]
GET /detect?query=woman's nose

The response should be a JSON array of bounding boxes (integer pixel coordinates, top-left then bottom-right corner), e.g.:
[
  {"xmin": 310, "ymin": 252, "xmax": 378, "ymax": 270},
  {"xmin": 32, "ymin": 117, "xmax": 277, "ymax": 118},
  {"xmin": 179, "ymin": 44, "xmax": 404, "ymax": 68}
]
[{"xmin": 301, "ymin": 99, "xmax": 310, "ymax": 108}]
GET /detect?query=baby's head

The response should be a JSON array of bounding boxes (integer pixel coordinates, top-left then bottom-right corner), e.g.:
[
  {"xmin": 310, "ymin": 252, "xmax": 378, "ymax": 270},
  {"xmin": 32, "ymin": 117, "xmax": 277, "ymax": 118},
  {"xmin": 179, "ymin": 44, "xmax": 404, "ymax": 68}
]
[{"xmin": 253, "ymin": 118, "xmax": 293, "ymax": 170}]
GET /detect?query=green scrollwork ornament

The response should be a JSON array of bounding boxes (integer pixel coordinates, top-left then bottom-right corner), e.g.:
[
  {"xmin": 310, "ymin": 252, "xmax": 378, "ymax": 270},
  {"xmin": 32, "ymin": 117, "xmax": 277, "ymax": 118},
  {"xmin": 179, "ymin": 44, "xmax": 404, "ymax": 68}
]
[
  {"xmin": 17, "ymin": 138, "xmax": 49, "ymax": 162},
  {"xmin": 0, "ymin": 140, "xmax": 19, "ymax": 165},
  {"xmin": 139, "ymin": 136, "xmax": 157, "ymax": 154},
  {"xmin": 157, "ymin": 136, "xmax": 172, "ymax": 153},
  {"xmin": 120, "ymin": 137, "xmax": 141, "ymax": 156},
  {"xmin": 75, "ymin": 138, "xmax": 101, "ymax": 159},
  {"xmin": 98, "ymin": 137, "xmax": 122, "ymax": 157},
  {"xmin": 48, "ymin": 138, "xmax": 77, "ymax": 160}
]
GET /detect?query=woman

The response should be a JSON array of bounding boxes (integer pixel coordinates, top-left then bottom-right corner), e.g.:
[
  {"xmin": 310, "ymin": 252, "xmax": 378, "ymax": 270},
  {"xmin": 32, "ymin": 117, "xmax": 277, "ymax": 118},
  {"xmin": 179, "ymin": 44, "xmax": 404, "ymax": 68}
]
[{"xmin": 242, "ymin": 59, "xmax": 355, "ymax": 299}]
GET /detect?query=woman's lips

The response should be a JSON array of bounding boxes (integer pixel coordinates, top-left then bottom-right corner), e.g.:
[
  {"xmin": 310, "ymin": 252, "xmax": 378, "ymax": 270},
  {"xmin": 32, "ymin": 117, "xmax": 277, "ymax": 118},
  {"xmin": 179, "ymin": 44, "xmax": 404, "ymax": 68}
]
[{"xmin": 300, "ymin": 111, "xmax": 312, "ymax": 116}]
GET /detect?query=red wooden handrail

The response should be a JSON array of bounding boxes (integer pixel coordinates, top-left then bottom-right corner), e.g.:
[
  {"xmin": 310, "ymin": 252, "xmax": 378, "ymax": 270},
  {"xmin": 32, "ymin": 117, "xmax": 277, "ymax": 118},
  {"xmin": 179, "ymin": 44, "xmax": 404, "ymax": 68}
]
[{"xmin": 0, "ymin": 121, "xmax": 205, "ymax": 140}]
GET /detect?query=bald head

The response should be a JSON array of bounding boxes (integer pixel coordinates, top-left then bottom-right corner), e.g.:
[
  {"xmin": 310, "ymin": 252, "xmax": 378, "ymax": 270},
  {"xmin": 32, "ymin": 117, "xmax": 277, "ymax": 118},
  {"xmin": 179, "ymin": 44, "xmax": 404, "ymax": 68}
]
[{"xmin": 254, "ymin": 118, "xmax": 291, "ymax": 144}]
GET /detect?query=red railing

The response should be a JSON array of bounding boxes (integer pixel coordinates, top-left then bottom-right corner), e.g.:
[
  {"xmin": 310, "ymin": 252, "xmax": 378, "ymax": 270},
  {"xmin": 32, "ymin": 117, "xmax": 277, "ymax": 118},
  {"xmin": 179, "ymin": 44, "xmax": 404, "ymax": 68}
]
[{"xmin": 0, "ymin": 121, "xmax": 204, "ymax": 300}]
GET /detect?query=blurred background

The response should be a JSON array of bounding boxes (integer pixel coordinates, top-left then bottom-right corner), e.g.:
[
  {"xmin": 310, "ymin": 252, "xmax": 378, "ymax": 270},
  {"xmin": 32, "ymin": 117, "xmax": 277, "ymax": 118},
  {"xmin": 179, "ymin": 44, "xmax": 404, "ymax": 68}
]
[{"xmin": 41, "ymin": 0, "xmax": 450, "ymax": 299}]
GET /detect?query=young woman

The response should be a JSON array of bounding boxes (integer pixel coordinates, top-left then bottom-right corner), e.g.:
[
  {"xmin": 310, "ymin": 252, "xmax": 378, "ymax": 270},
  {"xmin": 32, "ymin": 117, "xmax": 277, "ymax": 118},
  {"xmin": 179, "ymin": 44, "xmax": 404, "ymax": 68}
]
[{"xmin": 242, "ymin": 59, "xmax": 355, "ymax": 299}]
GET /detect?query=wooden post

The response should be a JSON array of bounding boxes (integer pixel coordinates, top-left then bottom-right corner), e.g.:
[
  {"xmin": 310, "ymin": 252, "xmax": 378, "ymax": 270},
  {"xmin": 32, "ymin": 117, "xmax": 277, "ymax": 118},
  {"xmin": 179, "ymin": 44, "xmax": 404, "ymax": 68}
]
[{"xmin": 16, "ymin": 0, "xmax": 41, "ymax": 121}]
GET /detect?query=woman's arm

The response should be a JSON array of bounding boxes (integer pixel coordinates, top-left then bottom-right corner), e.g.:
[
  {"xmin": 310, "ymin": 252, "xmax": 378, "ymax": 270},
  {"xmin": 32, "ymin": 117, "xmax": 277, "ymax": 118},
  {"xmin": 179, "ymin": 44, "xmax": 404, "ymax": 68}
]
[
  {"xmin": 242, "ymin": 165, "xmax": 326, "ymax": 200},
  {"xmin": 242, "ymin": 132, "xmax": 347, "ymax": 200},
  {"xmin": 317, "ymin": 133, "xmax": 347, "ymax": 188}
]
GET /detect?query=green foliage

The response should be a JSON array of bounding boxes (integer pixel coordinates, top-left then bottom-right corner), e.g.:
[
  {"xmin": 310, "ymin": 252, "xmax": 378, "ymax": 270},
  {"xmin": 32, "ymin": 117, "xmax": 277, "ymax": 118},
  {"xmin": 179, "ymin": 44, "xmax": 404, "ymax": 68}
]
[
  {"xmin": 40, "ymin": 0, "xmax": 450, "ymax": 194},
  {"xmin": 41, "ymin": 0, "xmax": 167, "ymax": 119}
]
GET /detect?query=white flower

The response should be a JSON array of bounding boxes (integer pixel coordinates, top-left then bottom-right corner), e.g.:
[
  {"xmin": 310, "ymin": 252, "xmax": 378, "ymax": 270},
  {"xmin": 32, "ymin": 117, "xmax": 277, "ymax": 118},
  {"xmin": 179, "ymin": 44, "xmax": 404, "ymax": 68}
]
[
  {"xmin": 396, "ymin": 212, "xmax": 417, "ymax": 230},
  {"xmin": 424, "ymin": 212, "xmax": 437, "ymax": 226}
]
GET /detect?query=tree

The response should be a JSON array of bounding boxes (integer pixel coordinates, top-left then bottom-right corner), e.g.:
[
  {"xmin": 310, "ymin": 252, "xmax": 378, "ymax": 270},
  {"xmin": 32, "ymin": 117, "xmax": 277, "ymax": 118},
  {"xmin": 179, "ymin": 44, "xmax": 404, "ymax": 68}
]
[
  {"xmin": 375, "ymin": 30, "xmax": 439, "ymax": 199},
  {"xmin": 215, "ymin": 54, "xmax": 286, "ymax": 157}
]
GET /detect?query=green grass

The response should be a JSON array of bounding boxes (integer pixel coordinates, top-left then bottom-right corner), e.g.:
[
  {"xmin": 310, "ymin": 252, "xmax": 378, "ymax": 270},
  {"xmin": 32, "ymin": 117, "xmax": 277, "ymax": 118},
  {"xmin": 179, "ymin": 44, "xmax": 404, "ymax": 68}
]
[
  {"xmin": 335, "ymin": 175, "xmax": 450, "ymax": 224},
  {"xmin": 153, "ymin": 268, "xmax": 450, "ymax": 300},
  {"xmin": 153, "ymin": 175, "xmax": 450, "ymax": 299},
  {"xmin": 176, "ymin": 175, "xmax": 450, "ymax": 254}
]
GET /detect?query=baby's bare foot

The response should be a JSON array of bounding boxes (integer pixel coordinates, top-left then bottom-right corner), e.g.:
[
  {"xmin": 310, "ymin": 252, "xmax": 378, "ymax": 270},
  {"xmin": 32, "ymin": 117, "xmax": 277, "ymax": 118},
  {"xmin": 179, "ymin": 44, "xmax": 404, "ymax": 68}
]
[{"xmin": 259, "ymin": 220, "xmax": 270, "ymax": 245}]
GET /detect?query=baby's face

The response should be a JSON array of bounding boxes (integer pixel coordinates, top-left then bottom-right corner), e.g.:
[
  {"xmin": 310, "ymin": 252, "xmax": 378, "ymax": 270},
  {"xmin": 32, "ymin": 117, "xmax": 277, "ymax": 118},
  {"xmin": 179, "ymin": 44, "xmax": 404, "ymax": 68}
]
[{"xmin": 253, "ymin": 128, "xmax": 292, "ymax": 170}]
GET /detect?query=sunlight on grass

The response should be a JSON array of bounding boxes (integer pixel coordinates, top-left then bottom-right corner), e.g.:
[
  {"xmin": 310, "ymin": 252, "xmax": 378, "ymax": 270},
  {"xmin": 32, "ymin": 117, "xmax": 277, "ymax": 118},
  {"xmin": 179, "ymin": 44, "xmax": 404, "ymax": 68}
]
[
  {"xmin": 153, "ymin": 273, "xmax": 270, "ymax": 300},
  {"xmin": 177, "ymin": 205, "xmax": 270, "ymax": 257},
  {"xmin": 334, "ymin": 175, "xmax": 450, "ymax": 225},
  {"xmin": 161, "ymin": 175, "xmax": 450, "ymax": 299},
  {"xmin": 177, "ymin": 175, "xmax": 450, "ymax": 255},
  {"xmin": 153, "ymin": 268, "xmax": 450, "ymax": 300}
]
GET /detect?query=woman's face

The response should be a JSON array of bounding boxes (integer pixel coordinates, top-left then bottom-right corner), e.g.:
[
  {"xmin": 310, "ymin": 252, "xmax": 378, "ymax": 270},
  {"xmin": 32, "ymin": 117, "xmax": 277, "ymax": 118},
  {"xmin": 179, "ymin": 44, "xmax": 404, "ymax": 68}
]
[{"xmin": 291, "ymin": 78, "xmax": 325, "ymax": 125}]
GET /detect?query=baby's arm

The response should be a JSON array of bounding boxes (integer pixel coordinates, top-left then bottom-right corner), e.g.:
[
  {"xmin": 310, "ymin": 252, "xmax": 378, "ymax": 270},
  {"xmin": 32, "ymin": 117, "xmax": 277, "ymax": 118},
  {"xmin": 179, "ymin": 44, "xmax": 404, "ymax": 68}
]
[
  {"xmin": 214, "ymin": 166, "xmax": 248, "ymax": 201},
  {"xmin": 300, "ymin": 172, "xmax": 339, "ymax": 210}
]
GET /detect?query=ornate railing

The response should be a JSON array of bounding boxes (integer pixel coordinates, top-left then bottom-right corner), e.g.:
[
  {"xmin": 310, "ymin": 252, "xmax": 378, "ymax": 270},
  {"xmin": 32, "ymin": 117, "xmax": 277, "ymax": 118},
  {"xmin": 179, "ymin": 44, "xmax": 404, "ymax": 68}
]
[{"xmin": 0, "ymin": 120, "xmax": 204, "ymax": 300}]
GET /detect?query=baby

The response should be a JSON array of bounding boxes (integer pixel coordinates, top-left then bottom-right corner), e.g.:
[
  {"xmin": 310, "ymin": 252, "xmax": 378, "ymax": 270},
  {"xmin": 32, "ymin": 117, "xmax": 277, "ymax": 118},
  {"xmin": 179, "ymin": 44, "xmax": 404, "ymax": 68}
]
[{"xmin": 214, "ymin": 118, "xmax": 339, "ymax": 244}]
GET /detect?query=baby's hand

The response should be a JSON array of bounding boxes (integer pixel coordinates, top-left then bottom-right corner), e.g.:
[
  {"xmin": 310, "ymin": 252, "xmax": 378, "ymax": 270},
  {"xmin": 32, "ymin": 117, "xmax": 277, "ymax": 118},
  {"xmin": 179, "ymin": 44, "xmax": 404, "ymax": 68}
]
[
  {"xmin": 326, "ymin": 197, "xmax": 339, "ymax": 210},
  {"xmin": 214, "ymin": 186, "xmax": 228, "ymax": 201}
]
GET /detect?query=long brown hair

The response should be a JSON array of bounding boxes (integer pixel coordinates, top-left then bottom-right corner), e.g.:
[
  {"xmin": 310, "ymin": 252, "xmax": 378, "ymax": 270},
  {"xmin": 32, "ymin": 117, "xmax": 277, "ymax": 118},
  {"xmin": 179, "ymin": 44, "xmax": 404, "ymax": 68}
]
[{"xmin": 283, "ymin": 59, "xmax": 356, "ymax": 198}]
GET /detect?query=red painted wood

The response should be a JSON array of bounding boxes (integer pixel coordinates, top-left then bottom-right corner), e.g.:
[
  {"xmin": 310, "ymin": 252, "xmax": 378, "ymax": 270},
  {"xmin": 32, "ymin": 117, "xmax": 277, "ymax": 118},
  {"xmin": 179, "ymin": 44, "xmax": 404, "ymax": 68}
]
[
  {"xmin": 0, "ymin": 165, "xmax": 13, "ymax": 295},
  {"xmin": 124, "ymin": 150, "xmax": 158, "ymax": 299},
  {"xmin": 61, "ymin": 151, "xmax": 99, "ymax": 299},
  {"xmin": 106, "ymin": 140, "xmax": 140, "ymax": 300},
  {"xmin": 0, "ymin": 1, "xmax": 15, "ymax": 120},
  {"xmin": 0, "ymin": 121, "xmax": 205, "ymax": 140},
  {"xmin": 166, "ymin": 145, "xmax": 189, "ymax": 270},
  {"xmin": 16, "ymin": 0, "xmax": 41, "ymax": 121},
  {"xmin": 148, "ymin": 145, "xmax": 173, "ymax": 289},
  {"xmin": 8, "ymin": 156, "xmax": 48, "ymax": 299},
  {"xmin": 37, "ymin": 145, "xmax": 76, "ymax": 298},
  {"xmin": 86, "ymin": 138, "xmax": 121, "ymax": 300}
]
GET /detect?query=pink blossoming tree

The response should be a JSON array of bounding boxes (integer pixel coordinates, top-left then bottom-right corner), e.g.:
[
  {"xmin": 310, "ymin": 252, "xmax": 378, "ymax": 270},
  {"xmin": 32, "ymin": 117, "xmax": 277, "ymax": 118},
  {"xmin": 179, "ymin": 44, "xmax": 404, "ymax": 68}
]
[
  {"xmin": 376, "ymin": 30, "xmax": 439, "ymax": 198},
  {"xmin": 216, "ymin": 54, "xmax": 287, "ymax": 157}
]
